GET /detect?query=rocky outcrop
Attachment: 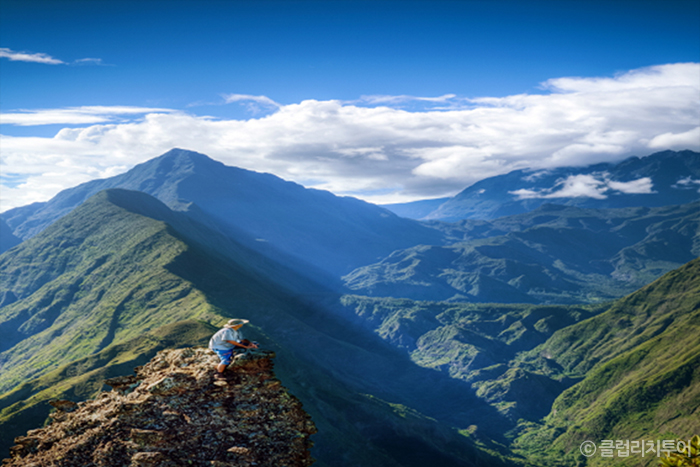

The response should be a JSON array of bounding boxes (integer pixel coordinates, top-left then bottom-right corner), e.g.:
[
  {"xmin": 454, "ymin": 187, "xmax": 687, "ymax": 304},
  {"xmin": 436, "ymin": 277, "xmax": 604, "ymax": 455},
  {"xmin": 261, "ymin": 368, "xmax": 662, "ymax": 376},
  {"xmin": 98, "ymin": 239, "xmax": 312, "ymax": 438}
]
[{"xmin": 3, "ymin": 348, "xmax": 316, "ymax": 467}]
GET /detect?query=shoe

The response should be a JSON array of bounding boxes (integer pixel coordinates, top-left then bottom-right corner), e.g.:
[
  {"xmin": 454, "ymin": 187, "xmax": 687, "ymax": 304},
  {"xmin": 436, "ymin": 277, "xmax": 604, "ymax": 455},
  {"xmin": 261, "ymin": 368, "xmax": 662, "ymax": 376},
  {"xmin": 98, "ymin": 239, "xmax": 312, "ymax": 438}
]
[{"xmin": 214, "ymin": 372, "xmax": 226, "ymax": 380}]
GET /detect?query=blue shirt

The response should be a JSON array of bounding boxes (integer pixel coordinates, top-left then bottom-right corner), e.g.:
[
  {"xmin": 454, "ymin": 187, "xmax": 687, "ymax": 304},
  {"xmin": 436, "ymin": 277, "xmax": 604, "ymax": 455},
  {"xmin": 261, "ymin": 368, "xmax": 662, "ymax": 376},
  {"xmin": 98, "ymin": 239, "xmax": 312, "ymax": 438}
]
[{"xmin": 208, "ymin": 327, "xmax": 242, "ymax": 351}]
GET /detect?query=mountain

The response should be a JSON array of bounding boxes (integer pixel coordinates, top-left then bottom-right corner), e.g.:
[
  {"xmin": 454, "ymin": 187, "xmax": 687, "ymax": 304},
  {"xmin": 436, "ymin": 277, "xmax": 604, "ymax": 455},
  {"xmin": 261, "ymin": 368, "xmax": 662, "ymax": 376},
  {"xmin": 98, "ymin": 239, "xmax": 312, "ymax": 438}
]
[
  {"xmin": 4, "ymin": 347, "xmax": 317, "ymax": 467},
  {"xmin": 339, "ymin": 257, "xmax": 700, "ymax": 466},
  {"xmin": 0, "ymin": 219, "xmax": 21, "ymax": 254},
  {"xmin": 0, "ymin": 189, "xmax": 517, "ymax": 466},
  {"xmin": 336, "ymin": 296, "xmax": 605, "ymax": 422},
  {"xmin": 384, "ymin": 150, "xmax": 700, "ymax": 222},
  {"xmin": 382, "ymin": 197, "xmax": 451, "ymax": 219},
  {"xmin": 4, "ymin": 147, "xmax": 698, "ymax": 465},
  {"xmin": 343, "ymin": 202, "xmax": 700, "ymax": 304},
  {"xmin": 514, "ymin": 256, "xmax": 700, "ymax": 466},
  {"xmin": 1, "ymin": 148, "xmax": 443, "ymax": 277}
]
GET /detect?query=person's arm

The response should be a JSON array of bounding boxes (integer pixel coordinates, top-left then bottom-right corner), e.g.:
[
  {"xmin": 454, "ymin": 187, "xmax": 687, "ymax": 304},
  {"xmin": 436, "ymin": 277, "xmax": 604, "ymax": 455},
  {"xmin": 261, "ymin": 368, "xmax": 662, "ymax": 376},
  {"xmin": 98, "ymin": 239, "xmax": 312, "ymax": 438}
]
[{"xmin": 226, "ymin": 339, "xmax": 258, "ymax": 349}]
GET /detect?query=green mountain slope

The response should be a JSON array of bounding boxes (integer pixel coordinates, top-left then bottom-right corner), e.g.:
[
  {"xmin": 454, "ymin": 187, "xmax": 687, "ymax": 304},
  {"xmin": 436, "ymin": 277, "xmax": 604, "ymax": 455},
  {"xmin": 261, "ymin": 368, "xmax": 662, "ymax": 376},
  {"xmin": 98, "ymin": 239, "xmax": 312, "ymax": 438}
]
[
  {"xmin": 339, "ymin": 257, "xmax": 700, "ymax": 466},
  {"xmin": 514, "ymin": 257, "xmax": 700, "ymax": 466},
  {"xmin": 0, "ymin": 319, "xmax": 216, "ymax": 452},
  {"xmin": 0, "ymin": 189, "xmax": 518, "ymax": 466},
  {"xmin": 344, "ymin": 202, "xmax": 700, "ymax": 304},
  {"xmin": 0, "ymin": 218, "xmax": 21, "ymax": 255},
  {"xmin": 337, "ymin": 296, "xmax": 606, "ymax": 422},
  {"xmin": 1, "ymin": 148, "xmax": 443, "ymax": 277}
]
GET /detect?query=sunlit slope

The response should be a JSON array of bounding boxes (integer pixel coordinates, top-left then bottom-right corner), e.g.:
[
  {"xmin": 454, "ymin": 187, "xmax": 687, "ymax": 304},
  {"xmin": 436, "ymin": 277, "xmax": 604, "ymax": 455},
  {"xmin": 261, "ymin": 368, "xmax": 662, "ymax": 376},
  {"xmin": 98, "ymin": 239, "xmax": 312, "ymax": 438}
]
[
  {"xmin": 515, "ymin": 257, "xmax": 700, "ymax": 466},
  {"xmin": 338, "ymin": 296, "xmax": 606, "ymax": 422},
  {"xmin": 0, "ymin": 191, "xmax": 222, "ymax": 393}
]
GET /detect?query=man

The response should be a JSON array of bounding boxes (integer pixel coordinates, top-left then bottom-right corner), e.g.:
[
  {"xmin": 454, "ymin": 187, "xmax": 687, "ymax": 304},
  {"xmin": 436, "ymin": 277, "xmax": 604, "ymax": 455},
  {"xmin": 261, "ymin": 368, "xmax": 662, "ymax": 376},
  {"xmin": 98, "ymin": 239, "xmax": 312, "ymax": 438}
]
[{"xmin": 209, "ymin": 318, "xmax": 258, "ymax": 378}]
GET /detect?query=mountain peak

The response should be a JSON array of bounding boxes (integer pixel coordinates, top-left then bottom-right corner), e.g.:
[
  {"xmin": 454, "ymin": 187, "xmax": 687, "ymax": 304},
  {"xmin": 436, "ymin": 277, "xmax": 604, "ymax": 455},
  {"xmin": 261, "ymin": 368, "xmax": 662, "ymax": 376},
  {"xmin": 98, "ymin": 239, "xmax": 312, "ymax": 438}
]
[
  {"xmin": 132, "ymin": 148, "xmax": 227, "ymax": 182},
  {"xmin": 152, "ymin": 148, "xmax": 222, "ymax": 167},
  {"xmin": 5, "ymin": 347, "xmax": 316, "ymax": 467}
]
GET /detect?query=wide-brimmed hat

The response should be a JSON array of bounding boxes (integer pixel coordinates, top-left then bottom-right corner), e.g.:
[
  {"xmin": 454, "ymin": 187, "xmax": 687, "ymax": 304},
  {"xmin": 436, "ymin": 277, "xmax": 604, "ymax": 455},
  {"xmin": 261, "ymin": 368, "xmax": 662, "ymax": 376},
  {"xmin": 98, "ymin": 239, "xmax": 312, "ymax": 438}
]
[{"xmin": 224, "ymin": 319, "xmax": 249, "ymax": 328}]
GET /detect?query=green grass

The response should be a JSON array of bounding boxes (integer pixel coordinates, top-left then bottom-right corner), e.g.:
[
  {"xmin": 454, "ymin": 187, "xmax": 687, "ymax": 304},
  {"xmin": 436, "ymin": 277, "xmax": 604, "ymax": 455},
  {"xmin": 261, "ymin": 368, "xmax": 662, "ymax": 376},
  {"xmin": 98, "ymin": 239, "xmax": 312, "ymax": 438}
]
[
  {"xmin": 0, "ymin": 192, "xmax": 217, "ymax": 393},
  {"xmin": 512, "ymin": 257, "xmax": 700, "ymax": 466},
  {"xmin": 339, "ymin": 295, "xmax": 603, "ymax": 422}
]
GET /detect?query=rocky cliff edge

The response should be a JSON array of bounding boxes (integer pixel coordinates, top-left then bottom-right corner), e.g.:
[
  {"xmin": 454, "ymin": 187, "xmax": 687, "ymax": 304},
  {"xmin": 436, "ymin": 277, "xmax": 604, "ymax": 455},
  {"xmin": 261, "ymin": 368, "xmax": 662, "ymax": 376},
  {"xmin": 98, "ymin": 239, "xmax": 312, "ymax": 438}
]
[{"xmin": 3, "ymin": 347, "xmax": 316, "ymax": 467}]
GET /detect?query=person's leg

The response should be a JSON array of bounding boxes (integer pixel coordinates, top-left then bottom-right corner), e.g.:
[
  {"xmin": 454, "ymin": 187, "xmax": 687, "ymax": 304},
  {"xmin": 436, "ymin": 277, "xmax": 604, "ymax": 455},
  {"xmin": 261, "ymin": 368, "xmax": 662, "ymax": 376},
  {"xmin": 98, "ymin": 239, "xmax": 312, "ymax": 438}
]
[{"xmin": 214, "ymin": 349, "xmax": 234, "ymax": 375}]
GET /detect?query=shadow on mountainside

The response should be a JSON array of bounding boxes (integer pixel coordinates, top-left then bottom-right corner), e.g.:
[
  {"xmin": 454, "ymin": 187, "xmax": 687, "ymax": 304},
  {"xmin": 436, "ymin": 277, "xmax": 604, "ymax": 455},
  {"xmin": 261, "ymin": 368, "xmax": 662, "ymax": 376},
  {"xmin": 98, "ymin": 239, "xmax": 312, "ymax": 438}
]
[{"xmin": 163, "ymin": 238, "xmax": 515, "ymax": 440}]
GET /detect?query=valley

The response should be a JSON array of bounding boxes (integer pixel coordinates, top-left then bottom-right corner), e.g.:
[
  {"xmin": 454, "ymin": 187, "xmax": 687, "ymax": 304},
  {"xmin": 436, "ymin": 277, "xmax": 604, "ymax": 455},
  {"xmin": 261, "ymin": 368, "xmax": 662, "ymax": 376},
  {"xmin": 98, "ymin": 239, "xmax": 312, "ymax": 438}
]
[{"xmin": 1, "ymin": 148, "xmax": 699, "ymax": 466}]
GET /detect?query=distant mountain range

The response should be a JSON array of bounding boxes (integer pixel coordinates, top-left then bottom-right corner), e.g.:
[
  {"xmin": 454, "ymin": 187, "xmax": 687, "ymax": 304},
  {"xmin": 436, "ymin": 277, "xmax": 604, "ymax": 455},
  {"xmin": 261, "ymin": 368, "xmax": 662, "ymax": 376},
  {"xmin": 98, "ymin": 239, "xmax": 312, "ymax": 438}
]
[
  {"xmin": 339, "ymin": 257, "xmax": 700, "ymax": 466},
  {"xmin": 1, "ymin": 149, "xmax": 442, "ymax": 277},
  {"xmin": 384, "ymin": 150, "xmax": 700, "ymax": 221},
  {"xmin": 3, "ymin": 149, "xmax": 698, "ymax": 307},
  {"xmin": 344, "ymin": 201, "xmax": 700, "ymax": 304},
  {"xmin": 2, "ymin": 147, "xmax": 699, "ymax": 466}
]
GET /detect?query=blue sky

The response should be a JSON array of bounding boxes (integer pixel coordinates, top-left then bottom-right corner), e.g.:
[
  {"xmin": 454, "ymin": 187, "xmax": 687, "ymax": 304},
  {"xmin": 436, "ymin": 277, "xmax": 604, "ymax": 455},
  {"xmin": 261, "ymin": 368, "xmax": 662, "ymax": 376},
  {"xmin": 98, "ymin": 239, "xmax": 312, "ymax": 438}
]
[{"xmin": 1, "ymin": 0, "xmax": 699, "ymax": 211}]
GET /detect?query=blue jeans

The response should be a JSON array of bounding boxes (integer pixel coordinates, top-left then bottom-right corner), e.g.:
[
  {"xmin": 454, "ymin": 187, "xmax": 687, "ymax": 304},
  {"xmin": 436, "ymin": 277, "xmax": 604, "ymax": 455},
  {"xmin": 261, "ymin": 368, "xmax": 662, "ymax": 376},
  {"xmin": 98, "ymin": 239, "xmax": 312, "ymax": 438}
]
[{"xmin": 213, "ymin": 348, "xmax": 241, "ymax": 365}]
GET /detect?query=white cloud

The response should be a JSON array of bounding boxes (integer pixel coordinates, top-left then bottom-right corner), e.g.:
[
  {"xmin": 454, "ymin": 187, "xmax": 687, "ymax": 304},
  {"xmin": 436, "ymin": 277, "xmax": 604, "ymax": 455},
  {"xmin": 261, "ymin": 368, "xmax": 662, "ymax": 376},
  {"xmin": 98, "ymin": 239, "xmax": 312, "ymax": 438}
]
[
  {"xmin": 222, "ymin": 94, "xmax": 281, "ymax": 114},
  {"xmin": 511, "ymin": 174, "xmax": 608, "ymax": 200},
  {"xmin": 545, "ymin": 174, "xmax": 609, "ymax": 199},
  {"xmin": 358, "ymin": 94, "xmax": 457, "ymax": 105},
  {"xmin": 1, "ymin": 63, "xmax": 698, "ymax": 212},
  {"xmin": 674, "ymin": 176, "xmax": 700, "ymax": 193},
  {"xmin": 72, "ymin": 58, "xmax": 107, "ymax": 66},
  {"xmin": 0, "ymin": 47, "xmax": 107, "ymax": 67},
  {"xmin": 0, "ymin": 47, "xmax": 64, "ymax": 64},
  {"xmin": 648, "ymin": 127, "xmax": 700, "ymax": 149},
  {"xmin": 607, "ymin": 177, "xmax": 654, "ymax": 194},
  {"xmin": 543, "ymin": 63, "xmax": 699, "ymax": 93},
  {"xmin": 510, "ymin": 173, "xmax": 654, "ymax": 200},
  {"xmin": 0, "ymin": 106, "xmax": 174, "ymax": 126}
]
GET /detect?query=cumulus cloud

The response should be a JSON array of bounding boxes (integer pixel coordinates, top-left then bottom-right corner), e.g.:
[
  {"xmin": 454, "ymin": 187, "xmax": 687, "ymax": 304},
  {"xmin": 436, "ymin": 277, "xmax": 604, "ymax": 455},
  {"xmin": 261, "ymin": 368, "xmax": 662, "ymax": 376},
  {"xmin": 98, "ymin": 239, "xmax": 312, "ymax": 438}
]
[
  {"xmin": 648, "ymin": 126, "xmax": 700, "ymax": 149},
  {"xmin": 0, "ymin": 47, "xmax": 64, "ymax": 64},
  {"xmin": 1, "ymin": 62, "xmax": 698, "ymax": 212},
  {"xmin": 607, "ymin": 177, "xmax": 655, "ymax": 194}
]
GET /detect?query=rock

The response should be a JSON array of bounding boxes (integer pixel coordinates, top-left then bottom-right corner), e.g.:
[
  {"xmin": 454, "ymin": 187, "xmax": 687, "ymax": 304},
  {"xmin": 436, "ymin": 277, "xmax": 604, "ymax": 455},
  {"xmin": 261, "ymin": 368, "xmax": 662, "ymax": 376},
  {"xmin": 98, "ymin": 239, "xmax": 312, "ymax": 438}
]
[
  {"xmin": 3, "ymin": 348, "xmax": 316, "ymax": 467},
  {"xmin": 104, "ymin": 375, "xmax": 141, "ymax": 394},
  {"xmin": 130, "ymin": 451, "xmax": 172, "ymax": 466},
  {"xmin": 49, "ymin": 400, "xmax": 78, "ymax": 412}
]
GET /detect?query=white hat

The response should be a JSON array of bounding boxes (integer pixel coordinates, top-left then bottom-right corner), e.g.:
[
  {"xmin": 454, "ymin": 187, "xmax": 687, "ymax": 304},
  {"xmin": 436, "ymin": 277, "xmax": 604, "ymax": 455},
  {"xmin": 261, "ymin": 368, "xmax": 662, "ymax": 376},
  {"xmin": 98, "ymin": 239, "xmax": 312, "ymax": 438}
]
[{"xmin": 224, "ymin": 319, "xmax": 249, "ymax": 328}]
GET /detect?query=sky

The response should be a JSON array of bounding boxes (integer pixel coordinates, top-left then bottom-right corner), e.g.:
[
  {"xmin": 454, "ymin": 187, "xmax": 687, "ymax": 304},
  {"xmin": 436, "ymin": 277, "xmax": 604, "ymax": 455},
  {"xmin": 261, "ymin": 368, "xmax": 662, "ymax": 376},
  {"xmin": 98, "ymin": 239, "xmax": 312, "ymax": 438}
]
[{"xmin": 1, "ymin": 0, "xmax": 699, "ymax": 212}]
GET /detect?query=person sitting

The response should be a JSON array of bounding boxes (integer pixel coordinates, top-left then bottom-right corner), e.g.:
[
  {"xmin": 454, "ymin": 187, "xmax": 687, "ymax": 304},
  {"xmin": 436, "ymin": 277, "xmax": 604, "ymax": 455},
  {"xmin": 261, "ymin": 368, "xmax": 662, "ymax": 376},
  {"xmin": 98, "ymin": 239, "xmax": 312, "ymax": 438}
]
[{"xmin": 208, "ymin": 318, "xmax": 258, "ymax": 379}]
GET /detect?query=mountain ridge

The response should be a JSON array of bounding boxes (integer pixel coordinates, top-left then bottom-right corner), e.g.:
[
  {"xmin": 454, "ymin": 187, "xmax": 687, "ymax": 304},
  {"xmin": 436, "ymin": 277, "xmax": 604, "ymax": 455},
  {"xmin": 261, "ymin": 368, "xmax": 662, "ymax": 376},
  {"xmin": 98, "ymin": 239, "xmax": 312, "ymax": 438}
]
[
  {"xmin": 1, "ymin": 149, "xmax": 443, "ymax": 276},
  {"xmin": 513, "ymin": 256, "xmax": 700, "ymax": 466},
  {"xmin": 344, "ymin": 201, "xmax": 700, "ymax": 304},
  {"xmin": 0, "ymin": 188, "xmax": 517, "ymax": 466},
  {"xmin": 383, "ymin": 150, "xmax": 700, "ymax": 222},
  {"xmin": 2, "ymin": 147, "xmax": 699, "ymax": 466}
]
